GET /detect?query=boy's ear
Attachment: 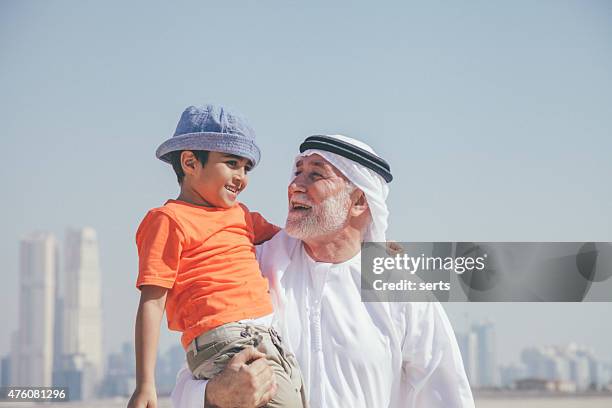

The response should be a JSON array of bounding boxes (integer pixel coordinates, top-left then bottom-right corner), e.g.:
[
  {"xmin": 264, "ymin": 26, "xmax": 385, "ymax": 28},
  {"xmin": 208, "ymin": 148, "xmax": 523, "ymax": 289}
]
[
  {"xmin": 180, "ymin": 151, "xmax": 198, "ymax": 175},
  {"xmin": 350, "ymin": 189, "xmax": 369, "ymax": 216}
]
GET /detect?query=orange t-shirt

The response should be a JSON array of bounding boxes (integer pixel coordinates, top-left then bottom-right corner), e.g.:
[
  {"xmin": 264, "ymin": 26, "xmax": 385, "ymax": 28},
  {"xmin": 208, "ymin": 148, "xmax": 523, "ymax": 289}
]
[{"xmin": 135, "ymin": 200, "xmax": 279, "ymax": 349}]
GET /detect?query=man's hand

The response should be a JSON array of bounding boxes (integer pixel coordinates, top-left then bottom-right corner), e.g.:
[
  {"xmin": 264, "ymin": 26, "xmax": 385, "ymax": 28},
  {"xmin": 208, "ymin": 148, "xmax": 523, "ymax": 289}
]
[
  {"xmin": 205, "ymin": 346, "xmax": 277, "ymax": 408},
  {"xmin": 127, "ymin": 382, "xmax": 157, "ymax": 408},
  {"xmin": 386, "ymin": 241, "xmax": 405, "ymax": 256}
]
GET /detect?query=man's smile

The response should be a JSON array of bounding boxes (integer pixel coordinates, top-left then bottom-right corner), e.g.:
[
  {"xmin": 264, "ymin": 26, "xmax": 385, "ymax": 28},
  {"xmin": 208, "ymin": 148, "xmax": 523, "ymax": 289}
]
[{"xmin": 290, "ymin": 199, "xmax": 312, "ymax": 211}]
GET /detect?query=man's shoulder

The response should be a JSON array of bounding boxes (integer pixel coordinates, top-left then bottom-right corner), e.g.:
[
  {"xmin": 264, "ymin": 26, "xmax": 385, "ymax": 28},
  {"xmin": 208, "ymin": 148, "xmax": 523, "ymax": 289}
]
[
  {"xmin": 258, "ymin": 229, "xmax": 299, "ymax": 254},
  {"xmin": 398, "ymin": 301, "xmax": 448, "ymax": 325},
  {"xmin": 256, "ymin": 230, "xmax": 301, "ymax": 272}
]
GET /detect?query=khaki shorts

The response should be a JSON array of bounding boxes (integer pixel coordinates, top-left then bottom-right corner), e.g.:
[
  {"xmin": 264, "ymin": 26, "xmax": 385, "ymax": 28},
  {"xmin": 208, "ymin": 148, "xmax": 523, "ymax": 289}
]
[{"xmin": 186, "ymin": 322, "xmax": 307, "ymax": 408}]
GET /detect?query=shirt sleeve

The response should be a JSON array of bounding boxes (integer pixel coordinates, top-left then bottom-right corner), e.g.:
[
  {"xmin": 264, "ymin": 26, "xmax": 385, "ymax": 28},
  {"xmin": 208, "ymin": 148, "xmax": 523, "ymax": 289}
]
[
  {"xmin": 135, "ymin": 210, "xmax": 184, "ymax": 289},
  {"xmin": 249, "ymin": 211, "xmax": 281, "ymax": 245},
  {"xmin": 397, "ymin": 302, "xmax": 475, "ymax": 408},
  {"xmin": 171, "ymin": 365, "xmax": 207, "ymax": 408}
]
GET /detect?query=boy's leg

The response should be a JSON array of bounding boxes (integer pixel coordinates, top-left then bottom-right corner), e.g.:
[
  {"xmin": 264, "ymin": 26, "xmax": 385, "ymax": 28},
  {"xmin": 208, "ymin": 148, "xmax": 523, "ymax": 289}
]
[
  {"xmin": 186, "ymin": 322, "xmax": 257, "ymax": 379},
  {"xmin": 257, "ymin": 327, "xmax": 307, "ymax": 408},
  {"xmin": 186, "ymin": 323, "xmax": 307, "ymax": 407}
]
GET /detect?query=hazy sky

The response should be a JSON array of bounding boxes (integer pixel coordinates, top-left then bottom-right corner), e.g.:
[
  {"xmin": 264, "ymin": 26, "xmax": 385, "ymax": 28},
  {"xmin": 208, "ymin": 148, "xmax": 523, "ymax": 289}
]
[{"xmin": 1, "ymin": 0, "xmax": 611, "ymax": 366}]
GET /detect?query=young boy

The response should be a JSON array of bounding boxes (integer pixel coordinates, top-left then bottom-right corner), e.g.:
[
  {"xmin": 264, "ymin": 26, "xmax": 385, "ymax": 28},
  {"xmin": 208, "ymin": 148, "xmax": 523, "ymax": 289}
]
[{"xmin": 128, "ymin": 105, "xmax": 306, "ymax": 408}]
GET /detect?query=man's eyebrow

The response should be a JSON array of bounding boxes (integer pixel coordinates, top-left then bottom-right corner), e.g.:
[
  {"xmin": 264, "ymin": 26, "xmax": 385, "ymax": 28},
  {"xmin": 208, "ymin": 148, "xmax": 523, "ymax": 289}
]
[
  {"xmin": 295, "ymin": 159, "xmax": 333, "ymax": 171},
  {"xmin": 310, "ymin": 160, "xmax": 331, "ymax": 169}
]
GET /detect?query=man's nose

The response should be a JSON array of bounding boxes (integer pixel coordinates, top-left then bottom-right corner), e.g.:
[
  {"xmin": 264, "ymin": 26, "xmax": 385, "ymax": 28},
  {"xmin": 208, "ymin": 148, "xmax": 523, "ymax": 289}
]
[{"xmin": 289, "ymin": 176, "xmax": 307, "ymax": 194}]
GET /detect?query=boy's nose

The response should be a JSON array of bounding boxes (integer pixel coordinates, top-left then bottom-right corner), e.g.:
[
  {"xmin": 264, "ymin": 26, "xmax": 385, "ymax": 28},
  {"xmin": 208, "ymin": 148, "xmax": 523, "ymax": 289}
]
[{"xmin": 233, "ymin": 169, "xmax": 245, "ymax": 185}]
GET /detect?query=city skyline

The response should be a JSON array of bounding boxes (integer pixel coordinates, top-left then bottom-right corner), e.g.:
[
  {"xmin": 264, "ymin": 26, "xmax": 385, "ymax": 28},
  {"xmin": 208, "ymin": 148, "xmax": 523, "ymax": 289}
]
[
  {"xmin": 6, "ymin": 228, "xmax": 103, "ymax": 399},
  {"xmin": 3, "ymin": 228, "xmax": 612, "ymax": 385},
  {"xmin": 457, "ymin": 321, "xmax": 612, "ymax": 391},
  {"xmin": 8, "ymin": 239, "xmax": 612, "ymax": 400}
]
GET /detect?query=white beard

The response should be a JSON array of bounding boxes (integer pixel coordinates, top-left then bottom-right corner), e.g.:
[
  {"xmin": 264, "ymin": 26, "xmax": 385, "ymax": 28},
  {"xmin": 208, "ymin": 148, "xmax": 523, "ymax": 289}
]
[{"xmin": 285, "ymin": 186, "xmax": 353, "ymax": 240}]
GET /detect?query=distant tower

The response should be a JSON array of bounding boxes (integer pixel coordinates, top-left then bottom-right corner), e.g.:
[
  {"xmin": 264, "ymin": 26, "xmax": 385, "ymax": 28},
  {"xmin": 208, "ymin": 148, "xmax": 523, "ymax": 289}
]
[
  {"xmin": 59, "ymin": 227, "xmax": 103, "ymax": 398},
  {"xmin": 1, "ymin": 354, "xmax": 11, "ymax": 387},
  {"xmin": 53, "ymin": 236, "xmax": 64, "ymax": 383},
  {"xmin": 11, "ymin": 233, "xmax": 57, "ymax": 386},
  {"xmin": 457, "ymin": 331, "xmax": 479, "ymax": 386},
  {"xmin": 472, "ymin": 321, "xmax": 498, "ymax": 387}
]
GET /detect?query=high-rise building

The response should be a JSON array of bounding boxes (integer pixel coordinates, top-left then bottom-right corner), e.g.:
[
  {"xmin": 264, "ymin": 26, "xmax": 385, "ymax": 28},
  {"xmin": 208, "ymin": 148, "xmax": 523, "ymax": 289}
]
[
  {"xmin": 472, "ymin": 321, "xmax": 497, "ymax": 387},
  {"xmin": 56, "ymin": 227, "xmax": 103, "ymax": 399},
  {"xmin": 522, "ymin": 347, "xmax": 549, "ymax": 379},
  {"xmin": 456, "ymin": 321, "xmax": 498, "ymax": 388},
  {"xmin": 499, "ymin": 363, "xmax": 526, "ymax": 388},
  {"xmin": 521, "ymin": 344, "xmax": 599, "ymax": 390},
  {"xmin": 569, "ymin": 354, "xmax": 591, "ymax": 390},
  {"xmin": 457, "ymin": 331, "xmax": 479, "ymax": 386},
  {"xmin": 100, "ymin": 342, "xmax": 135, "ymax": 397},
  {"xmin": 11, "ymin": 233, "xmax": 57, "ymax": 386},
  {"xmin": 1, "ymin": 354, "xmax": 11, "ymax": 387},
  {"xmin": 575, "ymin": 348, "xmax": 604, "ymax": 389},
  {"xmin": 156, "ymin": 345, "xmax": 185, "ymax": 395}
]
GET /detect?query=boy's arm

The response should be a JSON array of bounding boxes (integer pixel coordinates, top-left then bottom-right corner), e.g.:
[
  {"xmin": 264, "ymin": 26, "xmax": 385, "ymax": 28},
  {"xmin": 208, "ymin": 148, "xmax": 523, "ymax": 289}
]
[
  {"xmin": 250, "ymin": 211, "xmax": 281, "ymax": 245},
  {"xmin": 128, "ymin": 285, "xmax": 168, "ymax": 408}
]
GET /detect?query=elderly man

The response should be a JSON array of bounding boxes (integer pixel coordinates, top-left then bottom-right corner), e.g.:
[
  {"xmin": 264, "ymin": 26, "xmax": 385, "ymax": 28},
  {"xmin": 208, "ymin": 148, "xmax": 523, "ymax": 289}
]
[{"xmin": 172, "ymin": 135, "xmax": 474, "ymax": 408}]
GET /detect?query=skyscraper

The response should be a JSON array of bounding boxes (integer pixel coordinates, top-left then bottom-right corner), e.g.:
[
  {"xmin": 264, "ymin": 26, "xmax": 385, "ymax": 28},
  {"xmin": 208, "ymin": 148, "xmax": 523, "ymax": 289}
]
[
  {"xmin": 520, "ymin": 344, "xmax": 598, "ymax": 390},
  {"xmin": 1, "ymin": 354, "xmax": 12, "ymax": 387},
  {"xmin": 457, "ymin": 331, "xmax": 479, "ymax": 386},
  {"xmin": 472, "ymin": 321, "xmax": 498, "ymax": 387},
  {"xmin": 56, "ymin": 227, "xmax": 103, "ymax": 398},
  {"xmin": 11, "ymin": 233, "xmax": 57, "ymax": 386}
]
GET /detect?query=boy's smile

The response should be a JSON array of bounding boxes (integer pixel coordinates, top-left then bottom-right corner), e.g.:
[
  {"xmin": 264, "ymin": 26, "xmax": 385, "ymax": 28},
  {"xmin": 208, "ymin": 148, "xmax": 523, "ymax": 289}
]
[{"xmin": 179, "ymin": 151, "xmax": 252, "ymax": 208}]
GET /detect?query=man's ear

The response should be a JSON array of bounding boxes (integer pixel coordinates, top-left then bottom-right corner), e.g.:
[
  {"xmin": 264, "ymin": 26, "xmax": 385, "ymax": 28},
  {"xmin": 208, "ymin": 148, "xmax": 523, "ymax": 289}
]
[
  {"xmin": 180, "ymin": 151, "xmax": 198, "ymax": 176},
  {"xmin": 350, "ymin": 189, "xmax": 369, "ymax": 216}
]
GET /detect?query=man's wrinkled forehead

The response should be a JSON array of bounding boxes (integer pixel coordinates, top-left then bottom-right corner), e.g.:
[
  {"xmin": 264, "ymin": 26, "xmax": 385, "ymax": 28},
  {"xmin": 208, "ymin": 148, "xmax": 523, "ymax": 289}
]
[{"xmin": 294, "ymin": 153, "xmax": 344, "ymax": 177}]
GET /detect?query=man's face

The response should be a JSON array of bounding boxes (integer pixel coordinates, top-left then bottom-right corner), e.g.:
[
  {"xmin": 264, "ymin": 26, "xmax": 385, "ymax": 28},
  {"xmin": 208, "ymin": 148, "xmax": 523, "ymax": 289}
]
[{"xmin": 285, "ymin": 154, "xmax": 355, "ymax": 239}]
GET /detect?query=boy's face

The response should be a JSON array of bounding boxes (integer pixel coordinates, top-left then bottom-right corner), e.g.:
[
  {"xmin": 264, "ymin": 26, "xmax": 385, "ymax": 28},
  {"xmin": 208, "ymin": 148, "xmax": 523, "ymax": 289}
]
[{"xmin": 184, "ymin": 151, "xmax": 252, "ymax": 208}]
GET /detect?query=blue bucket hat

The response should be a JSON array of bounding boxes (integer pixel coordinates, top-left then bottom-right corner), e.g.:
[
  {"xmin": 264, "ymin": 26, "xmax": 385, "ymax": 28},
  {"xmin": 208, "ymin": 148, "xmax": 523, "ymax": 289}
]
[{"xmin": 156, "ymin": 104, "xmax": 261, "ymax": 167}]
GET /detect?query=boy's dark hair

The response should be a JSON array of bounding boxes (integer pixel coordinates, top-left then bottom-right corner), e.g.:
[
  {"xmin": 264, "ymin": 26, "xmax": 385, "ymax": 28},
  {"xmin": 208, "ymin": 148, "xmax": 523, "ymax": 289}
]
[{"xmin": 167, "ymin": 150, "xmax": 209, "ymax": 184}]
